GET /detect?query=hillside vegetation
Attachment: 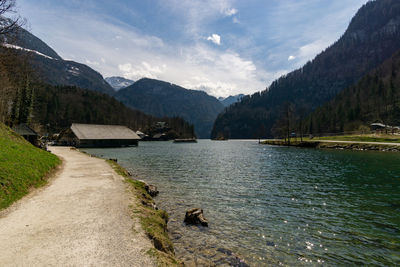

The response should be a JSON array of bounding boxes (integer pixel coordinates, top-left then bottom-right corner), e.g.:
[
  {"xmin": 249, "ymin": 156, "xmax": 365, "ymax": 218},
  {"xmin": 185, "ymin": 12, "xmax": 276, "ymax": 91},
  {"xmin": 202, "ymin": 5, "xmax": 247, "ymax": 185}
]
[
  {"xmin": 115, "ymin": 78, "xmax": 224, "ymax": 138},
  {"xmin": 212, "ymin": 0, "xmax": 400, "ymax": 139},
  {"xmin": 307, "ymin": 50, "xmax": 400, "ymax": 134},
  {"xmin": 33, "ymin": 84, "xmax": 195, "ymax": 137},
  {"xmin": 0, "ymin": 123, "xmax": 60, "ymax": 209}
]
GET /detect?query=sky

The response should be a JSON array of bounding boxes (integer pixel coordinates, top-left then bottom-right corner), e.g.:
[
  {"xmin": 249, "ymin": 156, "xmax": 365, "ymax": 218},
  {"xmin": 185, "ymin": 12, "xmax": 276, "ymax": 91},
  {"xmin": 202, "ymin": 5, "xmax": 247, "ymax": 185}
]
[{"xmin": 17, "ymin": 0, "xmax": 369, "ymax": 97}]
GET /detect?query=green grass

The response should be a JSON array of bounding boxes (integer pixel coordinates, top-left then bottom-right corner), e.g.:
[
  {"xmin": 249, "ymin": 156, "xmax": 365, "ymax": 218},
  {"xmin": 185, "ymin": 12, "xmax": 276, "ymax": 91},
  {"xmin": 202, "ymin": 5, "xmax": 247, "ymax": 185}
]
[
  {"xmin": 0, "ymin": 123, "xmax": 60, "ymax": 210},
  {"xmin": 303, "ymin": 134, "xmax": 400, "ymax": 143},
  {"xmin": 108, "ymin": 160, "xmax": 180, "ymax": 267}
]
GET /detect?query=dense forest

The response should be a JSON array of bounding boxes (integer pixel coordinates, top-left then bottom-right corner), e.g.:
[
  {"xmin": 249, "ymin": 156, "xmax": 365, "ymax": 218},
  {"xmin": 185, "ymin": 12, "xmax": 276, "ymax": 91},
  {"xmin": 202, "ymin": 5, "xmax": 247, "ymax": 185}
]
[
  {"xmin": 115, "ymin": 78, "xmax": 224, "ymax": 138},
  {"xmin": 211, "ymin": 0, "xmax": 400, "ymax": 139},
  {"xmin": 306, "ymin": 50, "xmax": 400, "ymax": 134}
]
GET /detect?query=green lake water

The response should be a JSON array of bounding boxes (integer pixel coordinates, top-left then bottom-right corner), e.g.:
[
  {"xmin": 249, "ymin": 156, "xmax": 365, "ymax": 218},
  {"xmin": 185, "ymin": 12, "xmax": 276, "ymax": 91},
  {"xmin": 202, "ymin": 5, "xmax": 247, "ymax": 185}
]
[{"xmin": 83, "ymin": 140, "xmax": 400, "ymax": 266}]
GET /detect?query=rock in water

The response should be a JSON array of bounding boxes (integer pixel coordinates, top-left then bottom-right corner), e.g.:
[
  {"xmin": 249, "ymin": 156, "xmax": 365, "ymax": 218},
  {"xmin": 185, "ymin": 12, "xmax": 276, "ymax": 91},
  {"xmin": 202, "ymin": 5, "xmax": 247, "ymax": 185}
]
[
  {"xmin": 144, "ymin": 184, "xmax": 159, "ymax": 197},
  {"xmin": 184, "ymin": 208, "xmax": 208, "ymax": 227}
]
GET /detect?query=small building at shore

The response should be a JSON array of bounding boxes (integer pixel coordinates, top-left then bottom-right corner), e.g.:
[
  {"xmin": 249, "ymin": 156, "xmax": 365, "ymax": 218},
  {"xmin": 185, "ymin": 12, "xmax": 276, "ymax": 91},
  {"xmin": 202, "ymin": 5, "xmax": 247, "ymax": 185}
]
[
  {"xmin": 58, "ymin": 123, "xmax": 140, "ymax": 147},
  {"xmin": 12, "ymin": 123, "xmax": 39, "ymax": 146}
]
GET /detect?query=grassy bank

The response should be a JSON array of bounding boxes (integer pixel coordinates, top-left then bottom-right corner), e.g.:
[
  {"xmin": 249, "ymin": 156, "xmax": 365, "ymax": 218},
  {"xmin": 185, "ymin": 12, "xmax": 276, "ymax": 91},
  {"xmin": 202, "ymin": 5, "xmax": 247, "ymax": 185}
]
[
  {"xmin": 0, "ymin": 123, "xmax": 60, "ymax": 210},
  {"xmin": 108, "ymin": 160, "xmax": 180, "ymax": 267},
  {"xmin": 302, "ymin": 134, "xmax": 400, "ymax": 143},
  {"xmin": 262, "ymin": 139, "xmax": 400, "ymax": 152}
]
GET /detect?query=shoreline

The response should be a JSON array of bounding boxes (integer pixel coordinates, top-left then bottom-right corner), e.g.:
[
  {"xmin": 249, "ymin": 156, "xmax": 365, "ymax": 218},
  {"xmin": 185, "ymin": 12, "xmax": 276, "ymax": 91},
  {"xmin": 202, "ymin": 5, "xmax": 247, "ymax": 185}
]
[
  {"xmin": 261, "ymin": 140, "xmax": 400, "ymax": 152},
  {"xmin": 100, "ymin": 150, "xmax": 251, "ymax": 266},
  {"xmin": 106, "ymin": 159, "xmax": 180, "ymax": 266}
]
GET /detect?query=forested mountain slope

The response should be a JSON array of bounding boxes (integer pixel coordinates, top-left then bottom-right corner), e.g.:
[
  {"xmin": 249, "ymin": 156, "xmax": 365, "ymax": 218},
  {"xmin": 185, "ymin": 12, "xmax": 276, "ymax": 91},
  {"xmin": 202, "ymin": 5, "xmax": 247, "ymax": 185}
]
[
  {"xmin": 307, "ymin": 49, "xmax": 400, "ymax": 134},
  {"xmin": 115, "ymin": 78, "xmax": 224, "ymax": 138},
  {"xmin": 33, "ymin": 84, "xmax": 195, "ymax": 137},
  {"xmin": 212, "ymin": 0, "xmax": 400, "ymax": 139}
]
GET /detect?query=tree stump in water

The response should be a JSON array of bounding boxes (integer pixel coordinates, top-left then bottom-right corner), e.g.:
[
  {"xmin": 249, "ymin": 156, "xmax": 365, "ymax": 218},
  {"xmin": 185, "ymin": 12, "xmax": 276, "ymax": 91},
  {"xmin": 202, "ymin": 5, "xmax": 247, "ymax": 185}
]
[{"xmin": 184, "ymin": 208, "xmax": 208, "ymax": 227}]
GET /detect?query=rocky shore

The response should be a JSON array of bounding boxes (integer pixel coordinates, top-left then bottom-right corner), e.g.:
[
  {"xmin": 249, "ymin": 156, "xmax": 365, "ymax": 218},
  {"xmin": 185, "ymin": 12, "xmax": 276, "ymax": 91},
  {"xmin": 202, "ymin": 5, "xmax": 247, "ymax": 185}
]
[
  {"xmin": 106, "ymin": 160, "xmax": 180, "ymax": 266},
  {"xmin": 262, "ymin": 140, "xmax": 400, "ymax": 152},
  {"xmin": 119, "ymin": 165, "xmax": 251, "ymax": 266}
]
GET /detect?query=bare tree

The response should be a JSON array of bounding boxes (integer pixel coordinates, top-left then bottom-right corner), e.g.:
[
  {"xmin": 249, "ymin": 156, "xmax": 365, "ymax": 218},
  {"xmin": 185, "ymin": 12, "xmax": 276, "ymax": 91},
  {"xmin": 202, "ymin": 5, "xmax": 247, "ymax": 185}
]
[
  {"xmin": 0, "ymin": 0, "xmax": 27, "ymax": 125},
  {"xmin": 0, "ymin": 0, "xmax": 23, "ymax": 36}
]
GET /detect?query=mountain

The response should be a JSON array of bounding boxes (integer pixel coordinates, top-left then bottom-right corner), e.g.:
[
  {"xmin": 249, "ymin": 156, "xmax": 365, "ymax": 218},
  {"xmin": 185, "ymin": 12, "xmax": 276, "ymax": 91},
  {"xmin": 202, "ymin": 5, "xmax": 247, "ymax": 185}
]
[
  {"xmin": 0, "ymin": 35, "xmax": 195, "ymax": 138},
  {"xmin": 211, "ymin": 0, "xmax": 400, "ymax": 139},
  {"xmin": 2, "ymin": 27, "xmax": 115, "ymax": 95},
  {"xmin": 306, "ymin": 49, "xmax": 400, "ymax": 134},
  {"xmin": 218, "ymin": 94, "xmax": 245, "ymax": 107},
  {"xmin": 105, "ymin": 76, "xmax": 135, "ymax": 90},
  {"xmin": 115, "ymin": 78, "xmax": 225, "ymax": 138},
  {"xmin": 32, "ymin": 84, "xmax": 195, "ymax": 137},
  {"xmin": 5, "ymin": 25, "xmax": 62, "ymax": 61}
]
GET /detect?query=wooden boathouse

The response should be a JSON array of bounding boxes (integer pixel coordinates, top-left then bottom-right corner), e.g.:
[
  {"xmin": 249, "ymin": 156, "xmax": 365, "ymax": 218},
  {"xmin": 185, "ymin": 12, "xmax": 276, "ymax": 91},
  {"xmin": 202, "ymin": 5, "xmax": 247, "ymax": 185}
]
[{"xmin": 58, "ymin": 123, "xmax": 140, "ymax": 148}]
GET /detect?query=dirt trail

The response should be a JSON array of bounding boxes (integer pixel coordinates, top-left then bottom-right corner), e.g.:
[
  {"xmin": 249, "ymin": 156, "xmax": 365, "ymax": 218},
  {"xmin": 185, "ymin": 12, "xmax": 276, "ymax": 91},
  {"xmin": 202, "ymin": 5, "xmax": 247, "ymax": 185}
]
[{"xmin": 0, "ymin": 147, "xmax": 155, "ymax": 266}]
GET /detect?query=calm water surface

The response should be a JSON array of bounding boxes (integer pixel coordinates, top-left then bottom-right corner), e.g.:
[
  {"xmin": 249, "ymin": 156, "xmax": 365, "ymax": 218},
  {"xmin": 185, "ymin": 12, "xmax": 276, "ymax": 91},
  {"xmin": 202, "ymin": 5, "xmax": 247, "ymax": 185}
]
[{"xmin": 83, "ymin": 140, "xmax": 400, "ymax": 266}]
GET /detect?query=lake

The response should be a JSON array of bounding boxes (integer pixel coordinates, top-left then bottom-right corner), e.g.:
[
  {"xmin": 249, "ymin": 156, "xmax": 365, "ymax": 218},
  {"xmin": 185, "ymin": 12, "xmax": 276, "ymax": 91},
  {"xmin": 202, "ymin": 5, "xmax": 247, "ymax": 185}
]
[{"xmin": 83, "ymin": 140, "xmax": 400, "ymax": 266}]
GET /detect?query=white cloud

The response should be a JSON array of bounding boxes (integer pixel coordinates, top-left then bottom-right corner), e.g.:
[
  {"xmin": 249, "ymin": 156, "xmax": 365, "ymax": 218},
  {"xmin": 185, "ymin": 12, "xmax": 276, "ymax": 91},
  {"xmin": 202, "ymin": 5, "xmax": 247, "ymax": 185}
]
[
  {"xmin": 165, "ymin": 0, "xmax": 236, "ymax": 38},
  {"xmin": 288, "ymin": 55, "xmax": 295, "ymax": 61},
  {"xmin": 232, "ymin": 17, "xmax": 240, "ymax": 24},
  {"xmin": 224, "ymin": 8, "xmax": 238, "ymax": 16},
  {"xmin": 85, "ymin": 59, "xmax": 99, "ymax": 65},
  {"xmin": 20, "ymin": 0, "xmax": 329, "ymax": 98},
  {"xmin": 119, "ymin": 62, "xmax": 166, "ymax": 80},
  {"xmin": 207, "ymin": 34, "xmax": 221, "ymax": 45},
  {"xmin": 297, "ymin": 39, "xmax": 330, "ymax": 60}
]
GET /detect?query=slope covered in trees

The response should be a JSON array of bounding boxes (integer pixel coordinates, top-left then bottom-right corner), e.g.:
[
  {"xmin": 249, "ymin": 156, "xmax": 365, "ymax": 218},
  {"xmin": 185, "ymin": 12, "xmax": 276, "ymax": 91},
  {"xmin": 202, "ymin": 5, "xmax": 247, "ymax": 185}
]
[
  {"xmin": 212, "ymin": 0, "xmax": 400, "ymax": 139},
  {"xmin": 115, "ymin": 78, "xmax": 224, "ymax": 138},
  {"xmin": 33, "ymin": 84, "xmax": 195, "ymax": 137},
  {"xmin": 306, "ymin": 50, "xmax": 400, "ymax": 134}
]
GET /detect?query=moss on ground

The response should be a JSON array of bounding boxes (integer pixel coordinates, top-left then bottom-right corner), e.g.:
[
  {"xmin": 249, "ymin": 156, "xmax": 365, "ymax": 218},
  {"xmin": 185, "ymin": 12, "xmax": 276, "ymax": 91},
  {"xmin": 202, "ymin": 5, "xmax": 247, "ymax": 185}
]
[
  {"xmin": 108, "ymin": 160, "xmax": 181, "ymax": 266},
  {"xmin": 0, "ymin": 123, "xmax": 60, "ymax": 210}
]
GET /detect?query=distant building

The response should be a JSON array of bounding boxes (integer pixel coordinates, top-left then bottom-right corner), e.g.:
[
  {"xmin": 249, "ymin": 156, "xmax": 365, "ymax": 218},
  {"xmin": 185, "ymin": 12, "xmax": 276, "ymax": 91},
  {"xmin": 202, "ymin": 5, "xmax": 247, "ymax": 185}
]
[
  {"xmin": 58, "ymin": 123, "xmax": 140, "ymax": 147},
  {"xmin": 12, "ymin": 123, "xmax": 38, "ymax": 145},
  {"xmin": 370, "ymin": 123, "xmax": 387, "ymax": 131},
  {"xmin": 136, "ymin": 130, "xmax": 151, "ymax": 141},
  {"xmin": 135, "ymin": 130, "xmax": 146, "ymax": 139},
  {"xmin": 152, "ymin": 133, "xmax": 168, "ymax": 141},
  {"xmin": 370, "ymin": 123, "xmax": 400, "ymax": 134},
  {"xmin": 155, "ymin": 122, "xmax": 167, "ymax": 129}
]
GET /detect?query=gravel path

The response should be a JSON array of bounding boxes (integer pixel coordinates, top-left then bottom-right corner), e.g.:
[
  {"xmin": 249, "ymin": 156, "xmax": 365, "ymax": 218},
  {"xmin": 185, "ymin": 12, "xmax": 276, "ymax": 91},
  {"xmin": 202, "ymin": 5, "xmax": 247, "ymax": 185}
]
[{"xmin": 0, "ymin": 147, "xmax": 155, "ymax": 267}]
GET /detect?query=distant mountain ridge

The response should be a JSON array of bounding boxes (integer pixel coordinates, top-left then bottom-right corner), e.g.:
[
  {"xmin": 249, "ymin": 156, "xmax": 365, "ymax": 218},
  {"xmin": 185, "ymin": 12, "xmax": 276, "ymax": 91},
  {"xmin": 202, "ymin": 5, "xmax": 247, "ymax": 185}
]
[
  {"xmin": 218, "ymin": 94, "xmax": 245, "ymax": 107},
  {"xmin": 115, "ymin": 78, "xmax": 224, "ymax": 138},
  {"xmin": 105, "ymin": 76, "xmax": 135, "ymax": 90},
  {"xmin": 211, "ymin": 0, "xmax": 400, "ymax": 139},
  {"xmin": 2, "ymin": 27, "xmax": 115, "ymax": 95}
]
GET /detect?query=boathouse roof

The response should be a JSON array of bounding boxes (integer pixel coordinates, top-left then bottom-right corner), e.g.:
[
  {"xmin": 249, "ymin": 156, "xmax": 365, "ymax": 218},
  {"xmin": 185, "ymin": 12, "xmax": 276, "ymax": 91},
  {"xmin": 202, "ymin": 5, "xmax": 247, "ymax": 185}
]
[{"xmin": 71, "ymin": 123, "xmax": 140, "ymax": 140}]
